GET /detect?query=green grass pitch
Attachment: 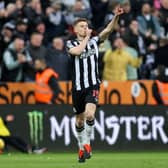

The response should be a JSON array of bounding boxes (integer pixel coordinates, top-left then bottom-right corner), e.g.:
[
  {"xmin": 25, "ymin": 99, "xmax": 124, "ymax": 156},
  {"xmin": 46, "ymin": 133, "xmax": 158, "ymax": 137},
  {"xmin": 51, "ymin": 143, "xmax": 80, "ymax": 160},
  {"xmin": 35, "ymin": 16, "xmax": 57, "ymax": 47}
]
[{"xmin": 0, "ymin": 152, "xmax": 168, "ymax": 168}]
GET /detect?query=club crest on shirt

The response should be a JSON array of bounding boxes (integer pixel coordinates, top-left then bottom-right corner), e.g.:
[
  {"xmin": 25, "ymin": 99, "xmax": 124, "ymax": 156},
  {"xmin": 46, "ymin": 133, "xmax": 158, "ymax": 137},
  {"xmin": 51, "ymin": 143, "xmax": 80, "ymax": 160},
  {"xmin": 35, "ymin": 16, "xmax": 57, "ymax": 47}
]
[{"xmin": 80, "ymin": 49, "xmax": 96, "ymax": 59}]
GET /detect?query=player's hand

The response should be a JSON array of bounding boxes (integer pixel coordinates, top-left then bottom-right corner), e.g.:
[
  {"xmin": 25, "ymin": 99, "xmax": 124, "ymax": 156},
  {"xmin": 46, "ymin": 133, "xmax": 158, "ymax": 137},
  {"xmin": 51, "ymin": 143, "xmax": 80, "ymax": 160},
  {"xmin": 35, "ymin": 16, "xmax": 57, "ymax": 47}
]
[
  {"xmin": 86, "ymin": 28, "xmax": 92, "ymax": 38},
  {"xmin": 115, "ymin": 6, "xmax": 124, "ymax": 16}
]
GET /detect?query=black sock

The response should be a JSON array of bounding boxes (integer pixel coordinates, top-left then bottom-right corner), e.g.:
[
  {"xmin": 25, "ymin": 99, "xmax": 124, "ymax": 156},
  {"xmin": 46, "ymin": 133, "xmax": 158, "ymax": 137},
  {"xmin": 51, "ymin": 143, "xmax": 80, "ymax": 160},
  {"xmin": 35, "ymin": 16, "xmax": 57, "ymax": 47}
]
[
  {"xmin": 86, "ymin": 119, "xmax": 95, "ymax": 126},
  {"xmin": 75, "ymin": 125, "xmax": 85, "ymax": 132}
]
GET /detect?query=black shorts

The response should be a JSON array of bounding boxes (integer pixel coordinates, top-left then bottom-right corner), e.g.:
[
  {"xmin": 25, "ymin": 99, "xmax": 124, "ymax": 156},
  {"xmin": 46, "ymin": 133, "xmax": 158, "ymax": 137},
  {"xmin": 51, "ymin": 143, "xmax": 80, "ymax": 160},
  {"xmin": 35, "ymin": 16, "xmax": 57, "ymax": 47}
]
[{"xmin": 72, "ymin": 85, "xmax": 100, "ymax": 115}]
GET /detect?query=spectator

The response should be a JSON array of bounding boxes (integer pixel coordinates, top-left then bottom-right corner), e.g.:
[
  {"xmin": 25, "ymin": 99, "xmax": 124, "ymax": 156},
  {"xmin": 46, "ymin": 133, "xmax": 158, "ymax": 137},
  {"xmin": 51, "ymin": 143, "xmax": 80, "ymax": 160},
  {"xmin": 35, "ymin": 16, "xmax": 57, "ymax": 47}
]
[
  {"xmin": 57, "ymin": 0, "xmax": 90, "ymax": 9},
  {"xmin": 130, "ymin": 0, "xmax": 153, "ymax": 17},
  {"xmin": 160, "ymin": 0, "xmax": 168, "ymax": 36},
  {"xmin": 0, "ymin": 0, "xmax": 6, "ymax": 30},
  {"xmin": 104, "ymin": 1, "xmax": 120, "ymax": 25},
  {"xmin": 89, "ymin": 0, "xmax": 109, "ymax": 29},
  {"xmin": 0, "ymin": 114, "xmax": 47, "ymax": 154},
  {"xmin": 24, "ymin": 0, "xmax": 45, "ymax": 33},
  {"xmin": 27, "ymin": 32, "xmax": 47, "ymax": 61},
  {"xmin": 6, "ymin": 0, "xmax": 27, "ymax": 21},
  {"xmin": 0, "ymin": 3, "xmax": 16, "ymax": 27},
  {"xmin": 152, "ymin": 65, "xmax": 168, "ymax": 105},
  {"xmin": 63, "ymin": 0, "xmax": 92, "ymax": 27},
  {"xmin": 125, "ymin": 20, "xmax": 146, "ymax": 56},
  {"xmin": 105, "ymin": 1, "xmax": 121, "ymax": 43},
  {"xmin": 2, "ymin": 1, "xmax": 16, "ymax": 6},
  {"xmin": 119, "ymin": 1, "xmax": 133, "ymax": 34},
  {"xmin": 154, "ymin": 0, "xmax": 161, "ymax": 9},
  {"xmin": 25, "ymin": 32, "xmax": 47, "ymax": 81},
  {"xmin": 71, "ymin": 0, "xmax": 92, "ymax": 20},
  {"xmin": 0, "ymin": 22, "xmax": 15, "ymax": 61},
  {"xmin": 15, "ymin": 18, "xmax": 29, "ymax": 41},
  {"xmin": 98, "ymin": 40, "xmax": 112, "ymax": 80},
  {"xmin": 40, "ymin": 0, "xmax": 50, "ymax": 12},
  {"xmin": 102, "ymin": 36, "xmax": 142, "ymax": 81},
  {"xmin": 123, "ymin": 37, "xmax": 139, "ymax": 80},
  {"xmin": 139, "ymin": 43, "xmax": 156, "ymax": 79},
  {"xmin": 34, "ymin": 20, "xmax": 49, "ymax": 46},
  {"xmin": 4, "ymin": 3, "xmax": 17, "ymax": 22},
  {"xmin": 154, "ymin": 38, "xmax": 168, "ymax": 69},
  {"xmin": 0, "ymin": 0, "xmax": 166, "ymax": 82},
  {"xmin": 47, "ymin": 37, "xmax": 71, "ymax": 81},
  {"xmin": 0, "ymin": 0, "xmax": 4, "ymax": 9},
  {"xmin": 1, "ymin": 36, "xmax": 31, "ymax": 82},
  {"xmin": 45, "ymin": 1, "xmax": 68, "ymax": 41},
  {"xmin": 34, "ymin": 58, "xmax": 62, "ymax": 104},
  {"xmin": 0, "ymin": 22, "xmax": 15, "ymax": 79},
  {"xmin": 137, "ymin": 3, "xmax": 161, "ymax": 46},
  {"xmin": 57, "ymin": 0, "xmax": 76, "ymax": 8}
]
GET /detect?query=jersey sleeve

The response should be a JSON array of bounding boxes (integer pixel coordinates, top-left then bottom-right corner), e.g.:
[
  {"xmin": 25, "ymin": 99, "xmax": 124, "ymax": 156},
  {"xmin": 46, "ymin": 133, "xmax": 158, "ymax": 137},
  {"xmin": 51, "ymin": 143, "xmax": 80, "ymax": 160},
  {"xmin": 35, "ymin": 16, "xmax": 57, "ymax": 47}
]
[
  {"xmin": 91, "ymin": 36, "xmax": 102, "ymax": 45},
  {"xmin": 66, "ymin": 40, "xmax": 74, "ymax": 50}
]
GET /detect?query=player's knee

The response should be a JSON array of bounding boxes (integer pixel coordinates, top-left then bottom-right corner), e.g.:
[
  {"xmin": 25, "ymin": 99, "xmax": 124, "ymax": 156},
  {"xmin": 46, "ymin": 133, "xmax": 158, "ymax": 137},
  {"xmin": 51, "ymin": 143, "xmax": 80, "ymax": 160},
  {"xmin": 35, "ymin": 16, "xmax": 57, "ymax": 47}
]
[
  {"xmin": 85, "ymin": 103, "xmax": 96, "ymax": 120},
  {"xmin": 85, "ymin": 112, "xmax": 94, "ymax": 121}
]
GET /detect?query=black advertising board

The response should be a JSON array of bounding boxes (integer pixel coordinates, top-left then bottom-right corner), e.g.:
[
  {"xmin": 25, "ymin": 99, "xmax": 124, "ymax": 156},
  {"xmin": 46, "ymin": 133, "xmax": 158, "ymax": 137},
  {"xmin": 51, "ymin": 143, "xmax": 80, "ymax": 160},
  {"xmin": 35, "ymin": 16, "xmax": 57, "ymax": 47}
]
[{"xmin": 1, "ymin": 105, "xmax": 168, "ymax": 151}]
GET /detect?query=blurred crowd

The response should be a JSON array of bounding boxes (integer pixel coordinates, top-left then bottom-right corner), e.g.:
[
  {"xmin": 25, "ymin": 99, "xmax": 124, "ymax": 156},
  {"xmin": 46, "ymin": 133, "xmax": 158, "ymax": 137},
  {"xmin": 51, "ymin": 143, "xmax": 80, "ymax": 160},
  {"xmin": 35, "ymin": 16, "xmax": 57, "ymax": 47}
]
[{"xmin": 0, "ymin": 0, "xmax": 168, "ymax": 82}]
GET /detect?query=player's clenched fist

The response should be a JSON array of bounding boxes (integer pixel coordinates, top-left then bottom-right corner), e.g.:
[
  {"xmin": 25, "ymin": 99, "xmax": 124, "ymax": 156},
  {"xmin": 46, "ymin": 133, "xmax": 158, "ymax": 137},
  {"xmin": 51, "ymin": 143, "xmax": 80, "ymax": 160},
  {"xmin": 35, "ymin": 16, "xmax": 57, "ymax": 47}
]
[{"xmin": 115, "ymin": 6, "xmax": 124, "ymax": 16}]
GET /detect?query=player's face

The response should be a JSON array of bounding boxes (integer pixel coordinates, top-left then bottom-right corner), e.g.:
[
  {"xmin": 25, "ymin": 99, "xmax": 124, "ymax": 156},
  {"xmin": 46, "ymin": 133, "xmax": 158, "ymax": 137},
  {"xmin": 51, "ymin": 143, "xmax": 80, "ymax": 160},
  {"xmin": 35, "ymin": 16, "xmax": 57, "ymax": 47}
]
[{"xmin": 74, "ymin": 21, "xmax": 88, "ymax": 37}]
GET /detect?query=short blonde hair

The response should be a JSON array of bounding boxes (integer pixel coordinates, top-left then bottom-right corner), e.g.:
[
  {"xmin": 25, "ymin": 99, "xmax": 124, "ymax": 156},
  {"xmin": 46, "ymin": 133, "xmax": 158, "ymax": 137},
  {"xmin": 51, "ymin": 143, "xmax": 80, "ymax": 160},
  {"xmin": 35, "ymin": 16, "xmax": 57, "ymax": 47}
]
[{"xmin": 73, "ymin": 18, "xmax": 89, "ymax": 26}]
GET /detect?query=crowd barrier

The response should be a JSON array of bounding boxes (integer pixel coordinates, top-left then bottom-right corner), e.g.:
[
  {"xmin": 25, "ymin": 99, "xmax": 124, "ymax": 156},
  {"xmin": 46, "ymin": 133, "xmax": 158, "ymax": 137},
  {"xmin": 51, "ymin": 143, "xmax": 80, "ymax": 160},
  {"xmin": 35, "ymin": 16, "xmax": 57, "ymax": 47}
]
[
  {"xmin": 1, "ymin": 105, "xmax": 168, "ymax": 151},
  {"xmin": 0, "ymin": 80, "xmax": 155, "ymax": 104}
]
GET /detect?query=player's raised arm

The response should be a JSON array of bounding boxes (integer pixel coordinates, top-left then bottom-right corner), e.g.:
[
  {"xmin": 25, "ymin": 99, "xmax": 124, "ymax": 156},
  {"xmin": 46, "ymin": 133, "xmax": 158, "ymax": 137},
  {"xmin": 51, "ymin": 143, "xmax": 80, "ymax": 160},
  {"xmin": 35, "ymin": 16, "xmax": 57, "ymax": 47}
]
[{"xmin": 99, "ymin": 6, "xmax": 124, "ymax": 42}]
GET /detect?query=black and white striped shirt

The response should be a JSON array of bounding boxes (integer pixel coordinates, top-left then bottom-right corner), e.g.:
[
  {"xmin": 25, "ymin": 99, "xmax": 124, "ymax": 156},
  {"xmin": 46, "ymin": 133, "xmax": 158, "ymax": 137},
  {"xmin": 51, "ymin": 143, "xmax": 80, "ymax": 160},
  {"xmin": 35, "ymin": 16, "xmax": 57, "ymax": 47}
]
[{"xmin": 66, "ymin": 36, "xmax": 101, "ymax": 91}]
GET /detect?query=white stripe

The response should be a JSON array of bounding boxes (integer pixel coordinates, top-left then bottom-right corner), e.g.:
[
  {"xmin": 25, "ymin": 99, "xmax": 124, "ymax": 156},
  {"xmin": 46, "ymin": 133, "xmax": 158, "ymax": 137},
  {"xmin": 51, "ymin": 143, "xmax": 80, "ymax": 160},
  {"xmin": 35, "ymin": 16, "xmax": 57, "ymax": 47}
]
[
  {"xmin": 83, "ymin": 58, "xmax": 89, "ymax": 88},
  {"xmin": 66, "ymin": 40, "xmax": 74, "ymax": 49},
  {"xmin": 75, "ymin": 57, "xmax": 81, "ymax": 90},
  {"xmin": 91, "ymin": 38, "xmax": 99, "ymax": 58},
  {"xmin": 90, "ymin": 55, "xmax": 96, "ymax": 85},
  {"xmin": 91, "ymin": 38, "xmax": 99, "ymax": 83},
  {"xmin": 87, "ymin": 42, "xmax": 97, "ymax": 85},
  {"xmin": 73, "ymin": 41, "xmax": 81, "ymax": 90}
]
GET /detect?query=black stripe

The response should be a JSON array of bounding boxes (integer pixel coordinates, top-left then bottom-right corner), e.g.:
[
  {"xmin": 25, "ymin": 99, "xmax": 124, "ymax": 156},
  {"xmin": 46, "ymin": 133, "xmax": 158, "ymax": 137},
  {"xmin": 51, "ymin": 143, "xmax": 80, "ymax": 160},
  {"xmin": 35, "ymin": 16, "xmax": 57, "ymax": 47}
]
[
  {"xmin": 75, "ymin": 125, "xmax": 85, "ymax": 132},
  {"xmin": 79, "ymin": 56, "xmax": 84, "ymax": 89},
  {"xmin": 86, "ymin": 120, "xmax": 95, "ymax": 126},
  {"xmin": 70, "ymin": 40, "xmax": 76, "ymax": 48},
  {"xmin": 87, "ymin": 55, "xmax": 92, "ymax": 87},
  {"xmin": 91, "ymin": 42, "xmax": 99, "ymax": 85},
  {"xmin": 94, "ymin": 53, "xmax": 99, "ymax": 84},
  {"xmin": 71, "ymin": 57, "xmax": 76, "ymax": 89},
  {"xmin": 91, "ymin": 40, "xmax": 100, "ymax": 84}
]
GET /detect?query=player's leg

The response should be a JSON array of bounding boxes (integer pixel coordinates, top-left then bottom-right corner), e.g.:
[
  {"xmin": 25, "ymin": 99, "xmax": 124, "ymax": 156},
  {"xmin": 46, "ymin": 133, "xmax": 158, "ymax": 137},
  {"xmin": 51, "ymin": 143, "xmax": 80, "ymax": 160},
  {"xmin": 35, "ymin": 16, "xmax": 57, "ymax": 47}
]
[
  {"xmin": 76, "ymin": 113, "xmax": 85, "ymax": 151},
  {"xmin": 84, "ymin": 103, "xmax": 96, "ymax": 159},
  {"xmin": 75, "ymin": 113, "xmax": 86, "ymax": 162},
  {"xmin": 83, "ymin": 86, "xmax": 99, "ymax": 159},
  {"xmin": 72, "ymin": 90, "xmax": 86, "ymax": 162}
]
